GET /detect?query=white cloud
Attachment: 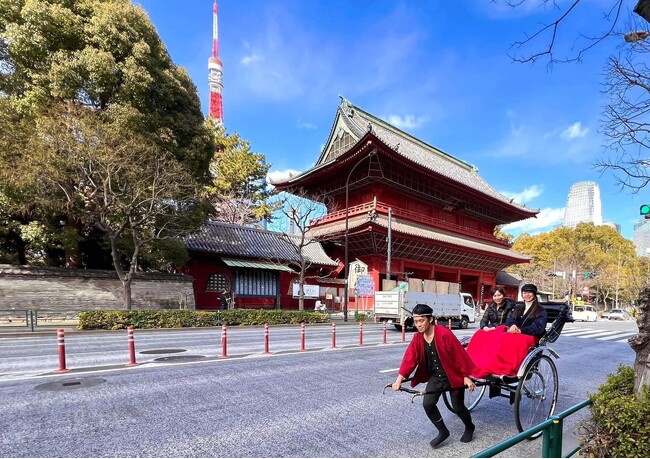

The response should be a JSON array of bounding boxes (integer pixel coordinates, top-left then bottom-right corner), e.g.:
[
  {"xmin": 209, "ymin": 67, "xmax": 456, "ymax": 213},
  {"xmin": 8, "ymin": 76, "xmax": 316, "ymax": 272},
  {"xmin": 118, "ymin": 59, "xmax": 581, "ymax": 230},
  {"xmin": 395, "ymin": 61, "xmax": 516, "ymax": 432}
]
[
  {"xmin": 502, "ymin": 207, "xmax": 565, "ymax": 234},
  {"xmin": 267, "ymin": 169, "xmax": 301, "ymax": 185},
  {"xmin": 385, "ymin": 114, "xmax": 429, "ymax": 130},
  {"xmin": 241, "ymin": 53, "xmax": 263, "ymax": 66},
  {"xmin": 296, "ymin": 119, "xmax": 317, "ymax": 130},
  {"xmin": 500, "ymin": 185, "xmax": 543, "ymax": 205},
  {"xmin": 561, "ymin": 122, "xmax": 589, "ymax": 140}
]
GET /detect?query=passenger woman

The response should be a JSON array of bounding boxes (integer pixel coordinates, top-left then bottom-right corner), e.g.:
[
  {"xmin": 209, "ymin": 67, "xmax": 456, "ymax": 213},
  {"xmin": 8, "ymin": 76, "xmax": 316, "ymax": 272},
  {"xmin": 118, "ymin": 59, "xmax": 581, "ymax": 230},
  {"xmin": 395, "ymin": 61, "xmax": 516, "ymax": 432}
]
[
  {"xmin": 479, "ymin": 286, "xmax": 516, "ymax": 330},
  {"xmin": 506, "ymin": 283, "xmax": 547, "ymax": 338}
]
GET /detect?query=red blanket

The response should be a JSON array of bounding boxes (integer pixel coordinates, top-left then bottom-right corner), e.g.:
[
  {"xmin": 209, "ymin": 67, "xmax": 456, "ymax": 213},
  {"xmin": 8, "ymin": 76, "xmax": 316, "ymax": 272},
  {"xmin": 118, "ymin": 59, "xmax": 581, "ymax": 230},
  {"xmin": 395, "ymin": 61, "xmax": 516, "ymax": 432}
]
[{"xmin": 466, "ymin": 326, "xmax": 537, "ymax": 378}]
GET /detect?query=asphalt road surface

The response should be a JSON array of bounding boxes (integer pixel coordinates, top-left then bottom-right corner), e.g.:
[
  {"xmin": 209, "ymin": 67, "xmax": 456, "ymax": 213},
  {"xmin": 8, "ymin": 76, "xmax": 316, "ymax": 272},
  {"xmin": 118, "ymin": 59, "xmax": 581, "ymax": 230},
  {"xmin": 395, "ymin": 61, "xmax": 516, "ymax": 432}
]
[{"xmin": 0, "ymin": 321, "xmax": 638, "ymax": 457}]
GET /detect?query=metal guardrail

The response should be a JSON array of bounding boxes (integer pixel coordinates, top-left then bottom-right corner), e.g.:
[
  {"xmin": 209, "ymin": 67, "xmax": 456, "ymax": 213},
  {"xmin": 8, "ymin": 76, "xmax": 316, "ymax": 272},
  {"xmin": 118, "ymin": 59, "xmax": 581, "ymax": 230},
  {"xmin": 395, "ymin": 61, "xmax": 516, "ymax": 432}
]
[
  {"xmin": 0, "ymin": 309, "xmax": 79, "ymax": 332},
  {"xmin": 472, "ymin": 399, "xmax": 592, "ymax": 458}
]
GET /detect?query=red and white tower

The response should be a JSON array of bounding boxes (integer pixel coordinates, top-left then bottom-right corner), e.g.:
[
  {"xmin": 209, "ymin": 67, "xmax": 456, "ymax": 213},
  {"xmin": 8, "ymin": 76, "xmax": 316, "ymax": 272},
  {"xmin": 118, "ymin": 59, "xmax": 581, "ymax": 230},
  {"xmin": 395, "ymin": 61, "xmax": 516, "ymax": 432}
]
[{"xmin": 208, "ymin": 0, "xmax": 224, "ymax": 125}]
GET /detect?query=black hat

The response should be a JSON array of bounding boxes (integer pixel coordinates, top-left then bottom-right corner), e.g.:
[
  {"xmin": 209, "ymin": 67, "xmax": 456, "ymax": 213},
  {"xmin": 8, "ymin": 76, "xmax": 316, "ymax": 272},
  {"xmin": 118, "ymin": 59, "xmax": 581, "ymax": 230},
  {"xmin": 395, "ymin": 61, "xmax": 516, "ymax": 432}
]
[{"xmin": 521, "ymin": 284, "xmax": 538, "ymax": 294}]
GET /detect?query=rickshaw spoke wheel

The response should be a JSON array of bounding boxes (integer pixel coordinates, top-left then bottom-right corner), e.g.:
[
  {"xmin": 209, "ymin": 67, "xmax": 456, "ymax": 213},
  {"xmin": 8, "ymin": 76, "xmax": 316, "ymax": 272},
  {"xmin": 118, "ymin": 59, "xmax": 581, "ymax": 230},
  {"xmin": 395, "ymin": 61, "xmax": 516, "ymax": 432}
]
[
  {"xmin": 443, "ymin": 384, "xmax": 486, "ymax": 413},
  {"xmin": 514, "ymin": 354, "xmax": 558, "ymax": 438}
]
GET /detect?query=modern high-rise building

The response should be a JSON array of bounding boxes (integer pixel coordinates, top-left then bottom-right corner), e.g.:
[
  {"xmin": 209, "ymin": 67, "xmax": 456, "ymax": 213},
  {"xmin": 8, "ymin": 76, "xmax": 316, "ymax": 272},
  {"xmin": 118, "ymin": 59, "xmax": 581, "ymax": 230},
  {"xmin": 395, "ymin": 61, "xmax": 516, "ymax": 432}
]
[
  {"xmin": 602, "ymin": 221, "xmax": 621, "ymax": 233},
  {"xmin": 563, "ymin": 181, "xmax": 603, "ymax": 228},
  {"xmin": 634, "ymin": 219, "xmax": 650, "ymax": 257}
]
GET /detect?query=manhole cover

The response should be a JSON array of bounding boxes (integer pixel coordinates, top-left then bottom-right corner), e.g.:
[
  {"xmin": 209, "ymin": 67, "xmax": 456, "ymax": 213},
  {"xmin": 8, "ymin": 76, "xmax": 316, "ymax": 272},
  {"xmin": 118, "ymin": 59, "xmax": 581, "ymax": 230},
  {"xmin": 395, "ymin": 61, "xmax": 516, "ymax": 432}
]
[
  {"xmin": 154, "ymin": 355, "xmax": 205, "ymax": 363},
  {"xmin": 35, "ymin": 377, "xmax": 106, "ymax": 391},
  {"xmin": 140, "ymin": 349, "xmax": 187, "ymax": 355}
]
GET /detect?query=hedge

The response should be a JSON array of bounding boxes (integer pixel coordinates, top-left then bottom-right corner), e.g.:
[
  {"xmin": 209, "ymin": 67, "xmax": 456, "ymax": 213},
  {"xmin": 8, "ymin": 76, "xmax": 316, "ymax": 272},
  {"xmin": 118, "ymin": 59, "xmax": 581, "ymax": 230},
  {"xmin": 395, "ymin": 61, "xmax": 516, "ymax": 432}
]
[
  {"xmin": 78, "ymin": 309, "xmax": 330, "ymax": 330},
  {"xmin": 580, "ymin": 365, "xmax": 650, "ymax": 457}
]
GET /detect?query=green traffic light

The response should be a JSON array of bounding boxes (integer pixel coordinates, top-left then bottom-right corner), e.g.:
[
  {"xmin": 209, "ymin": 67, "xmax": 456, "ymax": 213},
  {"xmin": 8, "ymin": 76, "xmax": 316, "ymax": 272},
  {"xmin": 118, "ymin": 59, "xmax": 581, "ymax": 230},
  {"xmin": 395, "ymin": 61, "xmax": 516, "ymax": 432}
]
[
  {"xmin": 584, "ymin": 272, "xmax": 590, "ymax": 277},
  {"xmin": 641, "ymin": 204, "xmax": 650, "ymax": 215}
]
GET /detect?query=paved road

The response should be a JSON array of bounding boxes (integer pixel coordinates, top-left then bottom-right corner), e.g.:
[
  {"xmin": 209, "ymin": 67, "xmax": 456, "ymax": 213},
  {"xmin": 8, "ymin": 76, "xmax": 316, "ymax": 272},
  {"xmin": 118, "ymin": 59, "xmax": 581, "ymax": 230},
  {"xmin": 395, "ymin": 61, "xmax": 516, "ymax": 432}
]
[{"xmin": 0, "ymin": 321, "xmax": 638, "ymax": 457}]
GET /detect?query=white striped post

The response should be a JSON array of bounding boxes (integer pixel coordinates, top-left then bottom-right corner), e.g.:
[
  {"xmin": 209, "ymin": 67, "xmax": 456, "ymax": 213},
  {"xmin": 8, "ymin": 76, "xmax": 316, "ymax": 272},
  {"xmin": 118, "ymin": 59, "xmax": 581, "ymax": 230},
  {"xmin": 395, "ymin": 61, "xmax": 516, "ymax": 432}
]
[
  {"xmin": 401, "ymin": 322, "xmax": 406, "ymax": 342},
  {"xmin": 382, "ymin": 321, "xmax": 387, "ymax": 345},
  {"xmin": 220, "ymin": 323, "xmax": 228, "ymax": 359},
  {"xmin": 126, "ymin": 326, "xmax": 138, "ymax": 366},
  {"xmin": 54, "ymin": 329, "xmax": 70, "ymax": 373},
  {"xmin": 331, "ymin": 322, "xmax": 337, "ymax": 349},
  {"xmin": 300, "ymin": 322, "xmax": 306, "ymax": 352},
  {"xmin": 263, "ymin": 323, "xmax": 270, "ymax": 354},
  {"xmin": 359, "ymin": 321, "xmax": 364, "ymax": 347}
]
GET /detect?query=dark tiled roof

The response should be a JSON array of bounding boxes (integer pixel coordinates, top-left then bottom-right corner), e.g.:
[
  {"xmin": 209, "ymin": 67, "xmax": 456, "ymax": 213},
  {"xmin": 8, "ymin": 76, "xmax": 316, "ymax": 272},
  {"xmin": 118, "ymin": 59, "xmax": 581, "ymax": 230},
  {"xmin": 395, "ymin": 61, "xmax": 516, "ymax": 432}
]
[
  {"xmin": 496, "ymin": 271, "xmax": 523, "ymax": 286},
  {"xmin": 184, "ymin": 221, "xmax": 338, "ymax": 266}
]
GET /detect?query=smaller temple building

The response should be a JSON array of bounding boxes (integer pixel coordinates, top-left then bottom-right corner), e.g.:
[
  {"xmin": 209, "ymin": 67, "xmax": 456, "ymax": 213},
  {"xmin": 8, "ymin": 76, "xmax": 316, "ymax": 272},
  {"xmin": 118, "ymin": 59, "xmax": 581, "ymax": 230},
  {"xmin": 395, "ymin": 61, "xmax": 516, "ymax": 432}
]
[{"xmin": 181, "ymin": 221, "xmax": 340, "ymax": 310}]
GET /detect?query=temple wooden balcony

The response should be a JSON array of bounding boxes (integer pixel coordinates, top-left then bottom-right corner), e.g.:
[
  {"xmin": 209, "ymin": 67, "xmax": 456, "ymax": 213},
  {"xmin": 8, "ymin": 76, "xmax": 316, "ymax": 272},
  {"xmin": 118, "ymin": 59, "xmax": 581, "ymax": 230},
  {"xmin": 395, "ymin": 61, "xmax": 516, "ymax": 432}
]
[{"xmin": 310, "ymin": 200, "xmax": 510, "ymax": 247}]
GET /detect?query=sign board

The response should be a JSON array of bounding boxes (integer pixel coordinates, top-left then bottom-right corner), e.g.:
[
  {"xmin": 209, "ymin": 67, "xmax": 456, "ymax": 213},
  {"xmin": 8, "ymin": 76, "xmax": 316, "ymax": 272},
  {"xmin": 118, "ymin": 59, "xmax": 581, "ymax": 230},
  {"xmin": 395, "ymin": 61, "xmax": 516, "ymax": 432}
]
[
  {"xmin": 355, "ymin": 274, "xmax": 375, "ymax": 296},
  {"xmin": 348, "ymin": 260, "xmax": 368, "ymax": 293},
  {"xmin": 292, "ymin": 283, "xmax": 320, "ymax": 299}
]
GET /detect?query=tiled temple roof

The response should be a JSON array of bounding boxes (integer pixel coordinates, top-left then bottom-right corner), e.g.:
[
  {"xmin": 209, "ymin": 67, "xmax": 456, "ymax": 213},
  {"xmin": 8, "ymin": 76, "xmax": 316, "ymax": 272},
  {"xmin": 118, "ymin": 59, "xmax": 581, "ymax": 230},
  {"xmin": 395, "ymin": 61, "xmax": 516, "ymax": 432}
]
[{"xmin": 184, "ymin": 221, "xmax": 338, "ymax": 266}]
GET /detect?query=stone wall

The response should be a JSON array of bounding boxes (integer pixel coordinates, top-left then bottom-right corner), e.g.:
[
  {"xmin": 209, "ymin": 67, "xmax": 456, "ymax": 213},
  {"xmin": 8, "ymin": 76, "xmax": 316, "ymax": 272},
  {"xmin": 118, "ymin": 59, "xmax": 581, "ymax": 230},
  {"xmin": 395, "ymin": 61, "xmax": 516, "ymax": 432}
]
[{"xmin": 0, "ymin": 264, "xmax": 195, "ymax": 312}]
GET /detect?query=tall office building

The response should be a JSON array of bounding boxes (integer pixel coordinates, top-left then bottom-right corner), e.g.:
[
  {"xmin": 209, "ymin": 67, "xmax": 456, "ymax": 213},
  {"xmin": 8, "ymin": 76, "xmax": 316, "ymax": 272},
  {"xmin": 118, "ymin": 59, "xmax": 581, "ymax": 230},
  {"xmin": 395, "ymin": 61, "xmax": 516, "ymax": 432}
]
[
  {"xmin": 634, "ymin": 219, "xmax": 650, "ymax": 257},
  {"xmin": 563, "ymin": 181, "xmax": 603, "ymax": 228}
]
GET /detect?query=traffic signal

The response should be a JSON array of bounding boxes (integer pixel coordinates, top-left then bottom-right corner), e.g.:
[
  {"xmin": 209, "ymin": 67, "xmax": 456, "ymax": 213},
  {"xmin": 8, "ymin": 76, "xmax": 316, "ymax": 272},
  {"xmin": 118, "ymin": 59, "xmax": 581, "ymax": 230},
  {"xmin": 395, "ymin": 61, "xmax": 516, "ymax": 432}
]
[
  {"xmin": 584, "ymin": 272, "xmax": 590, "ymax": 278},
  {"xmin": 641, "ymin": 204, "xmax": 650, "ymax": 219}
]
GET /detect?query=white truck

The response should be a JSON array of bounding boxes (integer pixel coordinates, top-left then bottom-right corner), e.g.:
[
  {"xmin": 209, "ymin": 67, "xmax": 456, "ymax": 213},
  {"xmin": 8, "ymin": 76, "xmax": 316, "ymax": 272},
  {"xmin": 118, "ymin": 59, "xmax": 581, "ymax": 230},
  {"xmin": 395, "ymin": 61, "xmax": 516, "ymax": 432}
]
[{"xmin": 374, "ymin": 291, "xmax": 476, "ymax": 330}]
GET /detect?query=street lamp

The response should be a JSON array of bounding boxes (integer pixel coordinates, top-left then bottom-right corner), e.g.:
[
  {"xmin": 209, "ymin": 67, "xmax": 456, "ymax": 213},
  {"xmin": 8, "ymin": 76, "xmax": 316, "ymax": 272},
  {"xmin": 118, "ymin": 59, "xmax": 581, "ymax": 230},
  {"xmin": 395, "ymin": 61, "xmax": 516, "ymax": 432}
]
[{"xmin": 343, "ymin": 151, "xmax": 376, "ymax": 322}]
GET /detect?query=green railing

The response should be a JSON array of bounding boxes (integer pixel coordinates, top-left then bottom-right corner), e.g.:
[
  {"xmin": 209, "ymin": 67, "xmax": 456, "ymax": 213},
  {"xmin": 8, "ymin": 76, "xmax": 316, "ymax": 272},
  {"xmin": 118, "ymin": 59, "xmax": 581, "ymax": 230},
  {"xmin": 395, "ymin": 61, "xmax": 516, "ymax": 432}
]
[{"xmin": 472, "ymin": 399, "xmax": 592, "ymax": 458}]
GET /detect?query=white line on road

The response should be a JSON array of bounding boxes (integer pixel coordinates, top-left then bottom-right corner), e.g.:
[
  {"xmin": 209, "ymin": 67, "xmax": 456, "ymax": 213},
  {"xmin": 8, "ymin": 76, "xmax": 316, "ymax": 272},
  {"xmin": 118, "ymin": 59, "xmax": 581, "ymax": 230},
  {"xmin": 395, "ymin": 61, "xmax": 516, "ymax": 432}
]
[{"xmin": 379, "ymin": 368, "xmax": 399, "ymax": 373}]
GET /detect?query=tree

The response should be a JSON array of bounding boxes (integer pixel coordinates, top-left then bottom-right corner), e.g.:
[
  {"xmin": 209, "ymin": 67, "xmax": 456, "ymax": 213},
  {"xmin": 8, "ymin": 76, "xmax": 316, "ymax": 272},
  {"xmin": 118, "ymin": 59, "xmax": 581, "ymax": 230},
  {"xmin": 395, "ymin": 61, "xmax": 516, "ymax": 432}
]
[
  {"xmin": 206, "ymin": 123, "xmax": 274, "ymax": 225},
  {"xmin": 268, "ymin": 189, "xmax": 333, "ymax": 311},
  {"xmin": 499, "ymin": 0, "xmax": 650, "ymax": 397},
  {"xmin": 25, "ymin": 104, "xmax": 205, "ymax": 310},
  {"xmin": 0, "ymin": 0, "xmax": 214, "ymax": 266}
]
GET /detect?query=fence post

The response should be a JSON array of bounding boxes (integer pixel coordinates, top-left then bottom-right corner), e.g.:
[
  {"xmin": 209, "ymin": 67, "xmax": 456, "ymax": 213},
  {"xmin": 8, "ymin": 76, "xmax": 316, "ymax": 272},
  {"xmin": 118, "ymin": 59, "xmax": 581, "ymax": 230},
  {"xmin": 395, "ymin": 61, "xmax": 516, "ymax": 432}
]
[
  {"xmin": 542, "ymin": 417, "xmax": 564, "ymax": 458},
  {"xmin": 401, "ymin": 322, "xmax": 406, "ymax": 342},
  {"xmin": 331, "ymin": 322, "xmax": 337, "ymax": 349},
  {"xmin": 264, "ymin": 323, "xmax": 270, "ymax": 354},
  {"xmin": 220, "ymin": 323, "xmax": 228, "ymax": 359},
  {"xmin": 54, "ymin": 328, "xmax": 70, "ymax": 373},
  {"xmin": 359, "ymin": 321, "xmax": 364, "ymax": 347},
  {"xmin": 382, "ymin": 321, "xmax": 387, "ymax": 345},
  {"xmin": 126, "ymin": 326, "xmax": 138, "ymax": 366},
  {"xmin": 300, "ymin": 322, "xmax": 306, "ymax": 352},
  {"xmin": 448, "ymin": 318, "xmax": 452, "ymax": 330}
]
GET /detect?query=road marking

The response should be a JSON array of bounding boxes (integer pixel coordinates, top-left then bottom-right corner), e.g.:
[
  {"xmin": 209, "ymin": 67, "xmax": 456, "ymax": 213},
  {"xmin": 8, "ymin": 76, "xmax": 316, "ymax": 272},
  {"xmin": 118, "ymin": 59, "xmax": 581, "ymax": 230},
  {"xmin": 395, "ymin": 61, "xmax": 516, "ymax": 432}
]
[
  {"xmin": 379, "ymin": 368, "xmax": 399, "ymax": 373},
  {"xmin": 575, "ymin": 331, "xmax": 621, "ymax": 338},
  {"xmin": 596, "ymin": 332, "xmax": 637, "ymax": 341}
]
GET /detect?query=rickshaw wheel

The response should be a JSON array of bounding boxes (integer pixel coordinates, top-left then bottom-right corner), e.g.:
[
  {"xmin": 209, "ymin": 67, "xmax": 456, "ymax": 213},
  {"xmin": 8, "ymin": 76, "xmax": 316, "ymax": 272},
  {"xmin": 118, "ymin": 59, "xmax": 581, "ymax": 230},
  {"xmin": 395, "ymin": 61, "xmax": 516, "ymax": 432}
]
[
  {"xmin": 514, "ymin": 354, "xmax": 558, "ymax": 438},
  {"xmin": 442, "ymin": 384, "xmax": 486, "ymax": 413}
]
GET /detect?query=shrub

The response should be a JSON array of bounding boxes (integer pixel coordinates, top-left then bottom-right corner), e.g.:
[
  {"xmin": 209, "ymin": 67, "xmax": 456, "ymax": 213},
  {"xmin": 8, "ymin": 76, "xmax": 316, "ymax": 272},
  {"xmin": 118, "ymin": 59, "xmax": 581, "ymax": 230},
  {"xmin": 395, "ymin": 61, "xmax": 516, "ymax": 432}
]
[
  {"xmin": 580, "ymin": 365, "xmax": 650, "ymax": 458},
  {"xmin": 78, "ymin": 309, "xmax": 329, "ymax": 330}
]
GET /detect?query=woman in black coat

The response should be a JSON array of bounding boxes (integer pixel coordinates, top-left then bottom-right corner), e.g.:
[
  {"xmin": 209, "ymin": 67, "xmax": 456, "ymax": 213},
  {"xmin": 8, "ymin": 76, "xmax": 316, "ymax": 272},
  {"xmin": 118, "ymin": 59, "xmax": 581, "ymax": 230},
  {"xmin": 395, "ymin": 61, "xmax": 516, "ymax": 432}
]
[{"xmin": 480, "ymin": 286, "xmax": 516, "ymax": 330}]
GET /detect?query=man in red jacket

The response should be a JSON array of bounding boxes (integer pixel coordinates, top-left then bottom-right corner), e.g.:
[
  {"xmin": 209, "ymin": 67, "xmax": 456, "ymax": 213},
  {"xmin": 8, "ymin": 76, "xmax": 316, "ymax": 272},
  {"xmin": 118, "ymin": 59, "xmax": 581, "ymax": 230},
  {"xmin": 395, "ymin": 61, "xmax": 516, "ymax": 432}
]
[{"xmin": 392, "ymin": 304, "xmax": 477, "ymax": 448}]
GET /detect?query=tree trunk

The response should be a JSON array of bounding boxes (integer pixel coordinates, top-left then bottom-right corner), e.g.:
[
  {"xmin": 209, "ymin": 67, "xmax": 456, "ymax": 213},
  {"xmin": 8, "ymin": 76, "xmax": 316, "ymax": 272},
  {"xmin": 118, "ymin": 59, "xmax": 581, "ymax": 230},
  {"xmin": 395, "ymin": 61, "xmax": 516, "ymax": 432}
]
[
  {"xmin": 122, "ymin": 276, "xmax": 133, "ymax": 311},
  {"xmin": 629, "ymin": 287, "xmax": 650, "ymax": 395}
]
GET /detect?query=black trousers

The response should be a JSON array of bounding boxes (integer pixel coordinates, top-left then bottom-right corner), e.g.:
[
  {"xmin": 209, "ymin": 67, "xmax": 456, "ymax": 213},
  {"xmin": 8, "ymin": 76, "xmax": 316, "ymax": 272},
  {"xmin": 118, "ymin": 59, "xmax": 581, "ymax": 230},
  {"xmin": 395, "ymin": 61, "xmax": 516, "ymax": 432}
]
[{"xmin": 422, "ymin": 377, "xmax": 473, "ymax": 427}]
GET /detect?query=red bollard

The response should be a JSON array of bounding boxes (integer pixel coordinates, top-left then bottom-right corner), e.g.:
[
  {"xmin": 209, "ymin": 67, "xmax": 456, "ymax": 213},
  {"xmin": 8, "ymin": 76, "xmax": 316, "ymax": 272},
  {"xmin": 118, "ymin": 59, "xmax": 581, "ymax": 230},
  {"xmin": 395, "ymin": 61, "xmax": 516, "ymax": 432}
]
[
  {"xmin": 54, "ymin": 328, "xmax": 70, "ymax": 373},
  {"xmin": 359, "ymin": 321, "xmax": 364, "ymax": 347},
  {"xmin": 263, "ymin": 322, "xmax": 270, "ymax": 354},
  {"xmin": 331, "ymin": 322, "xmax": 337, "ymax": 349},
  {"xmin": 401, "ymin": 322, "xmax": 406, "ymax": 343},
  {"xmin": 300, "ymin": 322, "xmax": 306, "ymax": 352},
  {"xmin": 382, "ymin": 321, "xmax": 387, "ymax": 345},
  {"xmin": 448, "ymin": 318, "xmax": 452, "ymax": 330},
  {"xmin": 126, "ymin": 326, "xmax": 138, "ymax": 367},
  {"xmin": 220, "ymin": 323, "xmax": 229, "ymax": 359}
]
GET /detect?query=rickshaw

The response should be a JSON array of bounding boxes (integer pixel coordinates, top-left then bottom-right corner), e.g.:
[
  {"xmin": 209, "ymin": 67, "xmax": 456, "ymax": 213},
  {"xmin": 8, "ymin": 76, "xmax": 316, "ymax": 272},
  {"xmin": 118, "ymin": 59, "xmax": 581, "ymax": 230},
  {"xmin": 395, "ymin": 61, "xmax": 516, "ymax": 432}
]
[{"xmin": 384, "ymin": 304, "xmax": 573, "ymax": 438}]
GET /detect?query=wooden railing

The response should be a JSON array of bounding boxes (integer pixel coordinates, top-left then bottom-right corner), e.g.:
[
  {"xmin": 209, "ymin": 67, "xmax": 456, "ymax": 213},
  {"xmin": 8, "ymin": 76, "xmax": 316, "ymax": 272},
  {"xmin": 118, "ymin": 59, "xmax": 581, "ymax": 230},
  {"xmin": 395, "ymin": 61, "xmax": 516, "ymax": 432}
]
[{"xmin": 310, "ymin": 200, "xmax": 510, "ymax": 246}]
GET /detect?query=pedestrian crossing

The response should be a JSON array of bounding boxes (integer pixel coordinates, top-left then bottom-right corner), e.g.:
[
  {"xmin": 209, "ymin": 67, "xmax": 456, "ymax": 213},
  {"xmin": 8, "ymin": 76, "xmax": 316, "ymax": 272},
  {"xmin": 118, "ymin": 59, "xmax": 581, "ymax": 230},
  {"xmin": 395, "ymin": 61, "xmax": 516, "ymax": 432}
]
[{"xmin": 559, "ymin": 325, "xmax": 637, "ymax": 343}]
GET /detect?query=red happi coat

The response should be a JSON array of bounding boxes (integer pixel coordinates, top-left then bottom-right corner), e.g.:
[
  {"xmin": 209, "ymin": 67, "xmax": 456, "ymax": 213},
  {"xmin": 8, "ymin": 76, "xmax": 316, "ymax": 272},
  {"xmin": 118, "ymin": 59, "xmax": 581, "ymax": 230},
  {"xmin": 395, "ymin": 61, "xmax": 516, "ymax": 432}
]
[{"xmin": 399, "ymin": 325, "xmax": 476, "ymax": 388}]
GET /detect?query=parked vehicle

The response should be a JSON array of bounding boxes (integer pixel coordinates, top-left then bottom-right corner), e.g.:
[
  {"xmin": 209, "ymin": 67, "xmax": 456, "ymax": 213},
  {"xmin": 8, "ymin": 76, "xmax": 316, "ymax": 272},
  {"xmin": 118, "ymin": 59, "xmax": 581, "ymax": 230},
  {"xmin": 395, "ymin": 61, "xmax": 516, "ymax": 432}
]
[
  {"xmin": 572, "ymin": 304, "xmax": 597, "ymax": 322},
  {"xmin": 374, "ymin": 291, "xmax": 476, "ymax": 330},
  {"xmin": 601, "ymin": 310, "xmax": 610, "ymax": 320},
  {"xmin": 608, "ymin": 308, "xmax": 629, "ymax": 321}
]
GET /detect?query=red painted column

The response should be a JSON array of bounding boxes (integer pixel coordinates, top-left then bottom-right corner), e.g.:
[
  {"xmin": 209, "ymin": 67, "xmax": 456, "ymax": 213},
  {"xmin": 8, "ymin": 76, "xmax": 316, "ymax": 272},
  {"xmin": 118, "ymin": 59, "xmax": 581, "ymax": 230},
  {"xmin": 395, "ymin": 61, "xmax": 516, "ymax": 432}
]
[{"xmin": 54, "ymin": 329, "xmax": 70, "ymax": 373}]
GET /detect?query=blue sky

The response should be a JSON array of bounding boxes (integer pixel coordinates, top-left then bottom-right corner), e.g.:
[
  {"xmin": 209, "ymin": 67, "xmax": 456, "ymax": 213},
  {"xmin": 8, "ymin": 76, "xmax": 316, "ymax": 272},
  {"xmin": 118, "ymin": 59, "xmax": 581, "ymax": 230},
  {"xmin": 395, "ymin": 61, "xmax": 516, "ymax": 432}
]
[{"xmin": 135, "ymin": 0, "xmax": 646, "ymax": 240}]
